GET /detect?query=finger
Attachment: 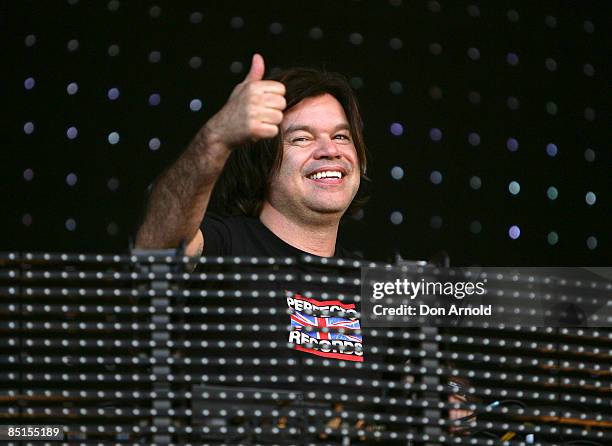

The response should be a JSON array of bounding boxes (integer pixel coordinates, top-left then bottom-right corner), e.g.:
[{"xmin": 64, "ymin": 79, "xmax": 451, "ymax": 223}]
[
  {"xmin": 262, "ymin": 93, "xmax": 287, "ymax": 110},
  {"xmin": 244, "ymin": 53, "xmax": 265, "ymax": 82},
  {"xmin": 258, "ymin": 108, "xmax": 284, "ymax": 125},
  {"xmin": 450, "ymin": 409, "xmax": 471, "ymax": 420},
  {"xmin": 253, "ymin": 123, "xmax": 279, "ymax": 139},
  {"xmin": 254, "ymin": 80, "xmax": 286, "ymax": 95}
]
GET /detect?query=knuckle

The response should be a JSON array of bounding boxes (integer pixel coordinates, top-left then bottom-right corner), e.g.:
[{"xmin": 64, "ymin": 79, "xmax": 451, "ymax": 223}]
[
  {"xmin": 246, "ymin": 90, "xmax": 259, "ymax": 104},
  {"xmin": 246, "ymin": 109, "xmax": 258, "ymax": 121},
  {"xmin": 265, "ymin": 126, "xmax": 279, "ymax": 138},
  {"xmin": 246, "ymin": 120, "xmax": 257, "ymax": 134},
  {"xmin": 259, "ymin": 126, "xmax": 278, "ymax": 139}
]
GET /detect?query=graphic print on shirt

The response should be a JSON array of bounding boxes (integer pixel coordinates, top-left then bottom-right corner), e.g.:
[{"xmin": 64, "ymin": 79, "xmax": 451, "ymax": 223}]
[{"xmin": 287, "ymin": 294, "xmax": 364, "ymax": 362}]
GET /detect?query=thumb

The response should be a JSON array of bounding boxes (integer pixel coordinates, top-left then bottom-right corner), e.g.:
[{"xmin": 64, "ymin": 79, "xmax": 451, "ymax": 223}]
[{"xmin": 244, "ymin": 53, "xmax": 265, "ymax": 82}]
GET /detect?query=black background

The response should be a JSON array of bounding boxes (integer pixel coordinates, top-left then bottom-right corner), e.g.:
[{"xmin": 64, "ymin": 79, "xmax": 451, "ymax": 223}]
[{"xmin": 5, "ymin": 0, "xmax": 610, "ymax": 265}]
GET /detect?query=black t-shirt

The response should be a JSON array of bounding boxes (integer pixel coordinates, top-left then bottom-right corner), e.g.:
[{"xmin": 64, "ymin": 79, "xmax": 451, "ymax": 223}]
[
  {"xmin": 193, "ymin": 215, "xmax": 415, "ymax": 443},
  {"xmin": 199, "ymin": 213, "xmax": 364, "ymax": 362},
  {"xmin": 200, "ymin": 213, "xmax": 355, "ymax": 258}
]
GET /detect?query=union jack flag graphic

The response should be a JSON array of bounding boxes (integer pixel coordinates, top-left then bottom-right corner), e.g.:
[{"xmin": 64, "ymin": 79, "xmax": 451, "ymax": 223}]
[
  {"xmin": 290, "ymin": 313, "xmax": 362, "ymax": 342},
  {"xmin": 287, "ymin": 295, "xmax": 364, "ymax": 361}
]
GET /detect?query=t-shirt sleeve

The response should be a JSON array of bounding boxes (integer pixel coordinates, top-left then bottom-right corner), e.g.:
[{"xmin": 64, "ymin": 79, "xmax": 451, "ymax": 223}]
[{"xmin": 200, "ymin": 213, "xmax": 232, "ymax": 256}]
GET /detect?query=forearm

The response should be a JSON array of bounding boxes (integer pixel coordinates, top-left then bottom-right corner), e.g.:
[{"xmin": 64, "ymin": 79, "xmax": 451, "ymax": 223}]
[
  {"xmin": 136, "ymin": 53, "xmax": 284, "ymax": 249},
  {"xmin": 135, "ymin": 126, "xmax": 230, "ymax": 249}
]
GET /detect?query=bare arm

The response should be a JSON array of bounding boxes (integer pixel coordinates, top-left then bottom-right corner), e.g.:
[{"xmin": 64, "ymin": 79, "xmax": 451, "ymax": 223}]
[
  {"xmin": 134, "ymin": 54, "xmax": 286, "ymax": 256},
  {"xmin": 135, "ymin": 127, "xmax": 229, "ymax": 256}
]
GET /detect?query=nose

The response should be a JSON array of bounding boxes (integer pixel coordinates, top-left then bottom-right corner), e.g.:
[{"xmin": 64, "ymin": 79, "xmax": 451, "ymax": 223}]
[{"xmin": 313, "ymin": 136, "xmax": 341, "ymax": 159}]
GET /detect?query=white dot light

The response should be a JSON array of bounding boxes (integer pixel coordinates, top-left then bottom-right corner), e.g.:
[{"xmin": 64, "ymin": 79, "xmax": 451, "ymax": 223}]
[
  {"xmin": 189, "ymin": 56, "xmax": 202, "ymax": 69},
  {"xmin": 468, "ymin": 132, "xmax": 480, "ymax": 146},
  {"xmin": 391, "ymin": 166, "xmax": 404, "ymax": 180},
  {"xmin": 389, "ymin": 38, "xmax": 403, "ymax": 50},
  {"xmin": 430, "ymin": 171, "xmax": 443, "ymax": 185},
  {"xmin": 107, "ymin": 178, "xmax": 120, "ymax": 191},
  {"xmin": 67, "ymin": 39, "xmax": 79, "ymax": 51},
  {"xmin": 25, "ymin": 34, "xmax": 37, "ymax": 47},
  {"xmin": 467, "ymin": 5, "xmax": 480, "ymax": 18},
  {"xmin": 67, "ymin": 82, "xmax": 79, "ymax": 95},
  {"xmin": 230, "ymin": 17, "xmax": 244, "ymax": 29},
  {"xmin": 107, "ymin": 222, "xmax": 119, "ymax": 236},
  {"xmin": 148, "ymin": 51, "xmax": 161, "ymax": 63},
  {"xmin": 269, "ymin": 22, "xmax": 283, "ymax": 34},
  {"xmin": 107, "ymin": 88, "xmax": 120, "ymax": 100},
  {"xmin": 65, "ymin": 218, "xmax": 77, "ymax": 231},
  {"xmin": 190, "ymin": 12, "xmax": 203, "ymax": 24},
  {"xmin": 66, "ymin": 126, "xmax": 78, "ymax": 140},
  {"xmin": 467, "ymin": 47, "xmax": 480, "ymax": 60},
  {"xmin": 429, "ymin": 128, "xmax": 442, "ymax": 142},
  {"xmin": 108, "ymin": 44, "xmax": 120, "ymax": 57},
  {"xmin": 547, "ymin": 186, "xmax": 559, "ymax": 200},
  {"xmin": 189, "ymin": 99, "xmax": 202, "ymax": 112},
  {"xmin": 108, "ymin": 132, "xmax": 120, "ymax": 145},
  {"xmin": 22, "ymin": 214, "xmax": 33, "ymax": 226},
  {"xmin": 389, "ymin": 81, "xmax": 403, "ymax": 94},
  {"xmin": 149, "ymin": 5, "xmax": 162, "ymax": 18},
  {"xmin": 470, "ymin": 220, "xmax": 482, "ymax": 234},
  {"xmin": 585, "ymin": 192, "xmax": 596, "ymax": 206},
  {"xmin": 349, "ymin": 33, "xmax": 364, "ymax": 45},
  {"xmin": 66, "ymin": 173, "xmax": 78, "ymax": 187},
  {"xmin": 149, "ymin": 138, "xmax": 161, "ymax": 151},
  {"xmin": 430, "ymin": 215, "xmax": 443, "ymax": 229},
  {"xmin": 508, "ymin": 181, "xmax": 521, "ymax": 195},
  {"xmin": 469, "ymin": 176, "xmax": 481, "ymax": 190},
  {"xmin": 230, "ymin": 61, "xmax": 243, "ymax": 73},
  {"xmin": 429, "ymin": 43, "xmax": 442, "ymax": 55}
]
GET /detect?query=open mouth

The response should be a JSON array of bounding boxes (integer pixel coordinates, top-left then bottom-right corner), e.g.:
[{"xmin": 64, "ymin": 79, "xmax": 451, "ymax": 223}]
[{"xmin": 306, "ymin": 170, "xmax": 345, "ymax": 184}]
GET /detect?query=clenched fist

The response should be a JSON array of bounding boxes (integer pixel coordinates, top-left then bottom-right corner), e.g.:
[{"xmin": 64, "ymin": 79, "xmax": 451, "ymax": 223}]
[{"xmin": 204, "ymin": 54, "xmax": 287, "ymax": 148}]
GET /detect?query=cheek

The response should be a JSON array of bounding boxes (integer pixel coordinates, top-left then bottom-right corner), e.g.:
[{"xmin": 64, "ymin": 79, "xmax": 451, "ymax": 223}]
[
  {"xmin": 346, "ymin": 146, "xmax": 359, "ymax": 165},
  {"xmin": 274, "ymin": 160, "xmax": 301, "ymax": 189},
  {"xmin": 279, "ymin": 152, "xmax": 307, "ymax": 180}
]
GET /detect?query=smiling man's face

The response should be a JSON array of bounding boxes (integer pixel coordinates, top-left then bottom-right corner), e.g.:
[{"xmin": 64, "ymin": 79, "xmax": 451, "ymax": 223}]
[{"xmin": 265, "ymin": 93, "xmax": 360, "ymax": 221}]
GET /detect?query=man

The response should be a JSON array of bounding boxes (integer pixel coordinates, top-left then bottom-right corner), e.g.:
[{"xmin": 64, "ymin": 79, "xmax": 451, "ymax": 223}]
[
  {"xmin": 135, "ymin": 53, "xmax": 367, "ymax": 259},
  {"xmin": 135, "ymin": 54, "xmax": 471, "ymax": 430},
  {"xmin": 136, "ymin": 53, "xmax": 366, "ymax": 364}
]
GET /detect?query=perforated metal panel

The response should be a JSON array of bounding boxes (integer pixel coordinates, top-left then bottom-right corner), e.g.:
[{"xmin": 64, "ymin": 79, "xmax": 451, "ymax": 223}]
[{"xmin": 1, "ymin": 253, "xmax": 610, "ymax": 445}]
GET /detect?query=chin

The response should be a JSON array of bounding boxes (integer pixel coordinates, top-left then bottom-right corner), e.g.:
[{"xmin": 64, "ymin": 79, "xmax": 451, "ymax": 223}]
[{"xmin": 307, "ymin": 201, "xmax": 350, "ymax": 215}]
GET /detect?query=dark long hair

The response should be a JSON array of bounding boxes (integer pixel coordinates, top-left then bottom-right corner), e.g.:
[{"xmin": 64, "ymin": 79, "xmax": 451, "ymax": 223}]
[{"xmin": 210, "ymin": 67, "xmax": 370, "ymax": 217}]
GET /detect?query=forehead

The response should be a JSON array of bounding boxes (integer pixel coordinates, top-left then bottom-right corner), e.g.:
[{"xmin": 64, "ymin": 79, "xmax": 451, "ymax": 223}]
[{"xmin": 281, "ymin": 93, "xmax": 348, "ymax": 131}]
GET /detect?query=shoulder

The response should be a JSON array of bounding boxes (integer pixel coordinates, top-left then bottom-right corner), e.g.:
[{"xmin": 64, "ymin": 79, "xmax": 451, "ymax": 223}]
[
  {"xmin": 202, "ymin": 213, "xmax": 261, "ymax": 234},
  {"xmin": 200, "ymin": 213, "xmax": 261, "ymax": 256}
]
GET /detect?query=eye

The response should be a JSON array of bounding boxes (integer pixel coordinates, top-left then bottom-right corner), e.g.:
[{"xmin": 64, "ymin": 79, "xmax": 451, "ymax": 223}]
[
  {"xmin": 334, "ymin": 134, "xmax": 351, "ymax": 141},
  {"xmin": 291, "ymin": 136, "xmax": 309, "ymax": 143}
]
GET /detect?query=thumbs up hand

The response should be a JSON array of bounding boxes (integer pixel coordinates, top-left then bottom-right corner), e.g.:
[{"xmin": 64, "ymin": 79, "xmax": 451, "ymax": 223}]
[{"xmin": 204, "ymin": 54, "xmax": 287, "ymax": 149}]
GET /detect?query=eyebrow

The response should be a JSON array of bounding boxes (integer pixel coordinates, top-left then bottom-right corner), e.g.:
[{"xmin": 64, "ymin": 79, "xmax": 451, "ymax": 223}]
[{"xmin": 284, "ymin": 123, "xmax": 351, "ymax": 135}]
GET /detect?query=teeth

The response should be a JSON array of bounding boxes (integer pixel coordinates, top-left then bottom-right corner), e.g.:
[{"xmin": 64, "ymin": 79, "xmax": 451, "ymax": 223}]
[{"xmin": 309, "ymin": 170, "xmax": 343, "ymax": 180}]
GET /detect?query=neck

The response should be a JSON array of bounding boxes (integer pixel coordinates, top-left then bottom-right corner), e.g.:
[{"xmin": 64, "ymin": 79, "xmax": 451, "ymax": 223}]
[{"xmin": 259, "ymin": 202, "xmax": 340, "ymax": 257}]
